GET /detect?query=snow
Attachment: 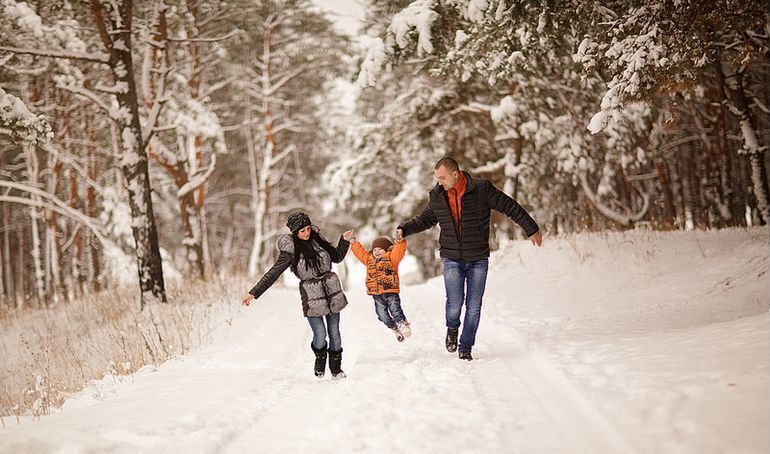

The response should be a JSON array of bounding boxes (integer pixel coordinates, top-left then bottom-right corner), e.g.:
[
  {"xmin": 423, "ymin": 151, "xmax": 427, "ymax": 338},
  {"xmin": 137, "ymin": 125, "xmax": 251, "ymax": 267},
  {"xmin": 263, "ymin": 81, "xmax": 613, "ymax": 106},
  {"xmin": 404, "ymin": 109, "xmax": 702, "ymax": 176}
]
[
  {"xmin": 3, "ymin": 0, "xmax": 44, "ymax": 38},
  {"xmin": 0, "ymin": 228, "xmax": 767, "ymax": 453},
  {"xmin": 3, "ymin": 0, "xmax": 89, "ymax": 53},
  {"xmin": 467, "ymin": 0, "xmax": 489, "ymax": 23},
  {"xmin": 0, "ymin": 85, "xmax": 52, "ymax": 144},
  {"xmin": 120, "ymin": 127, "xmax": 139, "ymax": 166},
  {"xmin": 388, "ymin": 0, "xmax": 438, "ymax": 56},
  {"xmin": 587, "ymin": 109, "xmax": 609, "ymax": 134},
  {"xmin": 356, "ymin": 37, "xmax": 386, "ymax": 87}
]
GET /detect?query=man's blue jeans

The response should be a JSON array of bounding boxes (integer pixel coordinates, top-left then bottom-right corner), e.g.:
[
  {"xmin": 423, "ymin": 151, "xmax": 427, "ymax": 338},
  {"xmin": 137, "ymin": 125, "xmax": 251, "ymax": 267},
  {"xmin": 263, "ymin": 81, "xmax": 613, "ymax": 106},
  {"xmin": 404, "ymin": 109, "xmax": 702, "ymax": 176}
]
[
  {"xmin": 443, "ymin": 257, "xmax": 489, "ymax": 352},
  {"xmin": 372, "ymin": 293, "xmax": 406, "ymax": 329},
  {"xmin": 307, "ymin": 312, "xmax": 341, "ymax": 351}
]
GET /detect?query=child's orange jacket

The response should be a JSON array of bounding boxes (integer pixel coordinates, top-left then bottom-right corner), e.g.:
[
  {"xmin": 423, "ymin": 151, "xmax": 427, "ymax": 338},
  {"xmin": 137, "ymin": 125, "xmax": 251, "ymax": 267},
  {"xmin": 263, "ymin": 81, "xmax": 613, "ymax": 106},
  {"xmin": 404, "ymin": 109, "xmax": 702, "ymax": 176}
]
[{"xmin": 350, "ymin": 240, "xmax": 406, "ymax": 295}]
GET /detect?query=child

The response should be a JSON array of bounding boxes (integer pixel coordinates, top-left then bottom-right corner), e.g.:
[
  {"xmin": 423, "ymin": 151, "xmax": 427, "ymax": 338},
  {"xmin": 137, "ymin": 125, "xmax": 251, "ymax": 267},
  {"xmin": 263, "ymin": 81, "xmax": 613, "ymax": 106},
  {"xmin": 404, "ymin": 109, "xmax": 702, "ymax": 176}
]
[{"xmin": 350, "ymin": 234, "xmax": 411, "ymax": 341}]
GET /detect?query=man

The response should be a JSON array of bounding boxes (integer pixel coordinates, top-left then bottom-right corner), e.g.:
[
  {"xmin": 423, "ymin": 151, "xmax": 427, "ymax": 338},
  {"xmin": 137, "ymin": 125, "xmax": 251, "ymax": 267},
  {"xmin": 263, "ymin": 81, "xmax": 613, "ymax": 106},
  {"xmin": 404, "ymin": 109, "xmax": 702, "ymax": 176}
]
[{"xmin": 396, "ymin": 157, "xmax": 543, "ymax": 360}]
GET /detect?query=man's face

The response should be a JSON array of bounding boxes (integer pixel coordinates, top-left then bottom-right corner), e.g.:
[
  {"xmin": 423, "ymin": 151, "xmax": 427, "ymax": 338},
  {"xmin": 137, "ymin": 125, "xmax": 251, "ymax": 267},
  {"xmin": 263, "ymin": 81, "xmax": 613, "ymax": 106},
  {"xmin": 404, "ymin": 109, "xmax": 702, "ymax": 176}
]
[
  {"xmin": 297, "ymin": 225, "xmax": 311, "ymax": 240},
  {"xmin": 435, "ymin": 165, "xmax": 459, "ymax": 190}
]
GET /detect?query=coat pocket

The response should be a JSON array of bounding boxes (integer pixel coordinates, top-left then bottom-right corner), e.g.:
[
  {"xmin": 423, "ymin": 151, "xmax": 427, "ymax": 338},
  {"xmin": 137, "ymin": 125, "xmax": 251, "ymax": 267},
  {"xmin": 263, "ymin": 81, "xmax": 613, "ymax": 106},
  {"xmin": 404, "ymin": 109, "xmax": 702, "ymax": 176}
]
[{"xmin": 322, "ymin": 272, "xmax": 348, "ymax": 314}]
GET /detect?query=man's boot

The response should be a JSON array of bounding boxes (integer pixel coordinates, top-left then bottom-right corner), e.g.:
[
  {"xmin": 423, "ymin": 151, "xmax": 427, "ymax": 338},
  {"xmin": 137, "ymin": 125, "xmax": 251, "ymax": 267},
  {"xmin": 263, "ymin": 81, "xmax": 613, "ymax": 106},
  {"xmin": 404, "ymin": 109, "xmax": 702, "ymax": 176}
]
[
  {"xmin": 445, "ymin": 327, "xmax": 459, "ymax": 352},
  {"xmin": 328, "ymin": 348, "xmax": 346, "ymax": 379},
  {"xmin": 311, "ymin": 343, "xmax": 327, "ymax": 377}
]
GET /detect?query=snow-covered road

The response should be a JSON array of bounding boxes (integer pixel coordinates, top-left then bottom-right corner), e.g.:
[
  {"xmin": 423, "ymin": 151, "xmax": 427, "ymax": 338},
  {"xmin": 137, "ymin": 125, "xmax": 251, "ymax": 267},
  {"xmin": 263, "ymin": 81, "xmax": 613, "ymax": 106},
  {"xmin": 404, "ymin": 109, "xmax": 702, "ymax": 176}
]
[{"xmin": 1, "ymin": 228, "xmax": 767, "ymax": 453}]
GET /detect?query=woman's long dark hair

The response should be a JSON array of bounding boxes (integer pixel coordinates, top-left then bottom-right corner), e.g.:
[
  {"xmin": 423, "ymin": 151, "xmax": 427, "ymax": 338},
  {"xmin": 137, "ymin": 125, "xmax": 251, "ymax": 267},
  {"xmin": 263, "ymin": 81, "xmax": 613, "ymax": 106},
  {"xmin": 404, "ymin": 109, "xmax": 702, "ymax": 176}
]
[{"xmin": 291, "ymin": 229, "xmax": 337, "ymax": 275}]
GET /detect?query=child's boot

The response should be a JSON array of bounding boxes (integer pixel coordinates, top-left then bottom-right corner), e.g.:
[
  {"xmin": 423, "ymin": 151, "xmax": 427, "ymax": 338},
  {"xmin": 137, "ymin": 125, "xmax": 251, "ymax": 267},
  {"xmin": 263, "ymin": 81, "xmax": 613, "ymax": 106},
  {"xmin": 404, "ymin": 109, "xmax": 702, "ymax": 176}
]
[
  {"xmin": 391, "ymin": 327, "xmax": 405, "ymax": 342},
  {"xmin": 397, "ymin": 320, "xmax": 411, "ymax": 338}
]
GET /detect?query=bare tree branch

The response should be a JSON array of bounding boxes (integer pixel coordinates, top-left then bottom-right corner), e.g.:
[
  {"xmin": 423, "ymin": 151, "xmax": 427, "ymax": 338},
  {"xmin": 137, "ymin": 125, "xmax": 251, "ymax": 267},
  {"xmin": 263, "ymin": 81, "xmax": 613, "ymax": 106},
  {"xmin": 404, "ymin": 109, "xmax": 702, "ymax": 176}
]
[
  {"xmin": 579, "ymin": 172, "xmax": 650, "ymax": 226},
  {"xmin": 56, "ymin": 84, "xmax": 113, "ymax": 118},
  {"xmin": 0, "ymin": 182, "xmax": 114, "ymax": 249}
]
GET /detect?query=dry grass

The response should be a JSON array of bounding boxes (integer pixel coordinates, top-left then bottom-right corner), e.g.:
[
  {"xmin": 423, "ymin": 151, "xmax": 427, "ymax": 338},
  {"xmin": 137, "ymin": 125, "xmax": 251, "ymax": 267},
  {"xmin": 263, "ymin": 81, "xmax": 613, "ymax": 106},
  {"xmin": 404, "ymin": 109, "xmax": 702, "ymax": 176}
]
[{"xmin": 0, "ymin": 274, "xmax": 251, "ymax": 422}]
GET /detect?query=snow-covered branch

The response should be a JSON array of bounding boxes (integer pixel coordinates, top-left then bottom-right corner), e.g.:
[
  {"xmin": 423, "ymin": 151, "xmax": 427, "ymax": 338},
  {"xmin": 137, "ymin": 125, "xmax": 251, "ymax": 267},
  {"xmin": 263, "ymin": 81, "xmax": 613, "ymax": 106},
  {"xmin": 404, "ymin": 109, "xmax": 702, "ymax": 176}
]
[
  {"xmin": 268, "ymin": 144, "xmax": 295, "ymax": 167},
  {"xmin": 0, "ymin": 45, "xmax": 109, "ymax": 64},
  {"xmin": 201, "ymin": 76, "xmax": 237, "ymax": 98},
  {"xmin": 177, "ymin": 154, "xmax": 217, "ymax": 199},
  {"xmin": 56, "ymin": 84, "xmax": 112, "ymax": 118},
  {"xmin": 0, "ymin": 181, "xmax": 113, "ymax": 248},
  {"xmin": 0, "ymin": 86, "xmax": 52, "ymax": 145},
  {"xmin": 472, "ymin": 157, "xmax": 506, "ymax": 174},
  {"xmin": 167, "ymin": 29, "xmax": 241, "ymax": 43}
]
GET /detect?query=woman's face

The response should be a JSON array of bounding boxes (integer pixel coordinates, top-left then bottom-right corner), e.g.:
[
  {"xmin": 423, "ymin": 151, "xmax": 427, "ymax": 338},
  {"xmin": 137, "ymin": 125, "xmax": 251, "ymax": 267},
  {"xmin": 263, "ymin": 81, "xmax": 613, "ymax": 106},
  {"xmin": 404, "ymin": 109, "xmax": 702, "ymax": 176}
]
[{"xmin": 297, "ymin": 225, "xmax": 311, "ymax": 241}]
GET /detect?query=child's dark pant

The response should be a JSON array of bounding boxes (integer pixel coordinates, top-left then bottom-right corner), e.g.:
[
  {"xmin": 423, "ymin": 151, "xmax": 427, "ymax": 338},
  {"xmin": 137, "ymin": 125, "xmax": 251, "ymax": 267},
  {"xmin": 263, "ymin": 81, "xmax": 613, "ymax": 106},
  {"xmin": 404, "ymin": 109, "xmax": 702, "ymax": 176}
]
[{"xmin": 372, "ymin": 293, "xmax": 406, "ymax": 329}]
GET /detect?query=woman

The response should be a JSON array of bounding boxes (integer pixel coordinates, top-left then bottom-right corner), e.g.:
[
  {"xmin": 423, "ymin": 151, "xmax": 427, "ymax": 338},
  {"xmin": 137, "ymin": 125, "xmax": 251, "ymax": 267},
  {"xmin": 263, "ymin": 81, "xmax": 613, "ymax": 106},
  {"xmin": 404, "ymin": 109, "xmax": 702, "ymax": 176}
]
[{"xmin": 242, "ymin": 212, "xmax": 355, "ymax": 379}]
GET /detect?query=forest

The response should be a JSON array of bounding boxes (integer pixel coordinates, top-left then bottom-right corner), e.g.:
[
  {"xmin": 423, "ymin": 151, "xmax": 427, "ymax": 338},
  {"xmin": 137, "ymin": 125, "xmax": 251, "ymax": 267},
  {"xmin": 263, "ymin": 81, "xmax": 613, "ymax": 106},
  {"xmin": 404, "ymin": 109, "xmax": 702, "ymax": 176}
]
[{"xmin": 1, "ymin": 0, "xmax": 767, "ymax": 307}]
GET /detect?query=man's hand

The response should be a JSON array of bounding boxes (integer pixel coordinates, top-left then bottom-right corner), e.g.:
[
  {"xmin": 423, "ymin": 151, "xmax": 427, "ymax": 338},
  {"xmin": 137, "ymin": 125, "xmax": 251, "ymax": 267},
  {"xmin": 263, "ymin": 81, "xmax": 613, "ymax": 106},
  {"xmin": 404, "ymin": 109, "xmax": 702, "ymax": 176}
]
[
  {"xmin": 393, "ymin": 228, "xmax": 404, "ymax": 242},
  {"xmin": 529, "ymin": 231, "xmax": 543, "ymax": 247},
  {"xmin": 343, "ymin": 229, "xmax": 356, "ymax": 242},
  {"xmin": 242, "ymin": 294, "xmax": 254, "ymax": 306}
]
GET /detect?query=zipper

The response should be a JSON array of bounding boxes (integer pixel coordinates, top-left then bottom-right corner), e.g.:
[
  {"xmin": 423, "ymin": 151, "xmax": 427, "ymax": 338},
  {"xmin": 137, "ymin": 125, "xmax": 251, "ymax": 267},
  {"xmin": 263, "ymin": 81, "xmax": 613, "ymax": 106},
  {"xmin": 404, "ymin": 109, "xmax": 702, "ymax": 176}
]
[
  {"xmin": 457, "ymin": 191, "xmax": 464, "ymax": 261},
  {"xmin": 446, "ymin": 190, "xmax": 463, "ymax": 261}
]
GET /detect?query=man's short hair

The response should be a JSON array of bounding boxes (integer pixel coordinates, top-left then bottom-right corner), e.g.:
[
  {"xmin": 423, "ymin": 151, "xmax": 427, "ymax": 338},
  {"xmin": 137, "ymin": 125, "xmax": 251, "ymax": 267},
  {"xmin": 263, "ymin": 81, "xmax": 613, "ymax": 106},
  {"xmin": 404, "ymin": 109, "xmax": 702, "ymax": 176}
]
[{"xmin": 435, "ymin": 157, "xmax": 459, "ymax": 172}]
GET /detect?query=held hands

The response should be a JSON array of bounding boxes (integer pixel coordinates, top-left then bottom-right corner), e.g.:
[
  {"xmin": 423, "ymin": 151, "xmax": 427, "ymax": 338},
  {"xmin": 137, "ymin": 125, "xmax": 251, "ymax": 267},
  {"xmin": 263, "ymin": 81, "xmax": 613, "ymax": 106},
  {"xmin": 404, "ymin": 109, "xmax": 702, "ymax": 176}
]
[
  {"xmin": 343, "ymin": 229, "xmax": 356, "ymax": 242},
  {"xmin": 529, "ymin": 231, "xmax": 543, "ymax": 247},
  {"xmin": 393, "ymin": 228, "xmax": 404, "ymax": 242},
  {"xmin": 242, "ymin": 294, "xmax": 254, "ymax": 307}
]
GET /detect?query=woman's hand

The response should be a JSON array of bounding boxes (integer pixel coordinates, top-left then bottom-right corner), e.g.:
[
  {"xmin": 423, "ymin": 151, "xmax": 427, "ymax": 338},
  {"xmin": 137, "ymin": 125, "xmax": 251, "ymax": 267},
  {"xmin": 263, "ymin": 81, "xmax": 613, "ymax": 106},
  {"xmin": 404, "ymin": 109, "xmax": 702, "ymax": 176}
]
[
  {"xmin": 529, "ymin": 231, "xmax": 543, "ymax": 247},
  {"xmin": 242, "ymin": 294, "xmax": 254, "ymax": 306},
  {"xmin": 343, "ymin": 229, "xmax": 356, "ymax": 242}
]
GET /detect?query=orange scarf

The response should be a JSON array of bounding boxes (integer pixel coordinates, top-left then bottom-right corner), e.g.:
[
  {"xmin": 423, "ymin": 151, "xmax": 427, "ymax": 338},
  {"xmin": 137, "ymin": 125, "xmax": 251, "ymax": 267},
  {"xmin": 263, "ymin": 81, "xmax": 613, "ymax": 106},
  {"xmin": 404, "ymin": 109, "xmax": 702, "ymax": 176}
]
[{"xmin": 447, "ymin": 172, "xmax": 467, "ymax": 227}]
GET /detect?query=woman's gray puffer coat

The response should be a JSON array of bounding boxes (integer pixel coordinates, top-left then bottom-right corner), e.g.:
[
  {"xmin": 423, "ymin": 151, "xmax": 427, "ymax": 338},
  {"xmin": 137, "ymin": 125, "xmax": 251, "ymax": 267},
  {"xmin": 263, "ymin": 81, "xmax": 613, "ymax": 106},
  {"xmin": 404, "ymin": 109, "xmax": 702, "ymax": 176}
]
[{"xmin": 248, "ymin": 226, "xmax": 350, "ymax": 317}]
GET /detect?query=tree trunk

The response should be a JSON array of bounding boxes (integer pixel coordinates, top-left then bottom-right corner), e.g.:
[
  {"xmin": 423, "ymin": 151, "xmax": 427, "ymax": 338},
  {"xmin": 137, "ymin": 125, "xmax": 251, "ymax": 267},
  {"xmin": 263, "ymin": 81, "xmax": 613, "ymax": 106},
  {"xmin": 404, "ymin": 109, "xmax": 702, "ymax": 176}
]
[
  {"xmin": 0, "ymin": 209, "xmax": 4, "ymax": 305},
  {"xmin": 86, "ymin": 110, "xmax": 101, "ymax": 291},
  {"xmin": 45, "ymin": 155, "xmax": 64, "ymax": 303},
  {"xmin": 248, "ymin": 29, "xmax": 281, "ymax": 276},
  {"xmin": 92, "ymin": 0, "xmax": 166, "ymax": 305},
  {"xmin": 653, "ymin": 159, "xmax": 676, "ymax": 229},
  {"xmin": 2, "ymin": 203, "xmax": 13, "ymax": 305},
  {"xmin": 0, "ymin": 226, "xmax": 3, "ymax": 306},
  {"xmin": 180, "ymin": 185, "xmax": 205, "ymax": 277},
  {"xmin": 25, "ymin": 144, "xmax": 45, "ymax": 303},
  {"xmin": 499, "ymin": 136, "xmax": 522, "ymax": 240},
  {"xmin": 246, "ymin": 106, "xmax": 265, "ymax": 276},
  {"xmin": 69, "ymin": 167, "xmax": 85, "ymax": 296},
  {"xmin": 733, "ymin": 71, "xmax": 769, "ymax": 224},
  {"xmin": 716, "ymin": 61, "xmax": 770, "ymax": 223},
  {"xmin": 17, "ymin": 224, "xmax": 25, "ymax": 309}
]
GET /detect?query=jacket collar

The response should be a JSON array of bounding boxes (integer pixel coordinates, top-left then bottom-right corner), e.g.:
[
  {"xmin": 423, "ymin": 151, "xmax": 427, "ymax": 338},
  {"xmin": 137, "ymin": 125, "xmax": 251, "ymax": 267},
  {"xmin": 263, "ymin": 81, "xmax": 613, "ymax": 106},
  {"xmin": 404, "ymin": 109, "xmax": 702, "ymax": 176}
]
[{"xmin": 430, "ymin": 171, "xmax": 476, "ymax": 195}]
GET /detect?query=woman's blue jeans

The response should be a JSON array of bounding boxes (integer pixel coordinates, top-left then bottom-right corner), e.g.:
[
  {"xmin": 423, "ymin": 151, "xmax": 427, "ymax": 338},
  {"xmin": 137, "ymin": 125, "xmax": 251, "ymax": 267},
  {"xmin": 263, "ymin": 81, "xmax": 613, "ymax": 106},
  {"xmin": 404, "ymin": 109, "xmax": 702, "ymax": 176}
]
[{"xmin": 307, "ymin": 312, "xmax": 341, "ymax": 351}]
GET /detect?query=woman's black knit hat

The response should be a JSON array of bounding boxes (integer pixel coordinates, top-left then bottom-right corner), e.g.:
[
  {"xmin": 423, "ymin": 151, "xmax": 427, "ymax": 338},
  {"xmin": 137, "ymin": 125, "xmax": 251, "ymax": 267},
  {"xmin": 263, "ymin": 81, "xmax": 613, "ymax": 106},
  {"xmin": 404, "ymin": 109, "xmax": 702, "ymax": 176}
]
[{"xmin": 287, "ymin": 211, "xmax": 312, "ymax": 233}]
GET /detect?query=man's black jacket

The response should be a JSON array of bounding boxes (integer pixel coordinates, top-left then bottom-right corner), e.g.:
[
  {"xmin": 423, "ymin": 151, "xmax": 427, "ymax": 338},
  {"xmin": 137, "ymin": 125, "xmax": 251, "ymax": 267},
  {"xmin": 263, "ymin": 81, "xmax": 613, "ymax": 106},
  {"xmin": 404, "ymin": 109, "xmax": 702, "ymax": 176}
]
[{"xmin": 398, "ymin": 172, "xmax": 539, "ymax": 262}]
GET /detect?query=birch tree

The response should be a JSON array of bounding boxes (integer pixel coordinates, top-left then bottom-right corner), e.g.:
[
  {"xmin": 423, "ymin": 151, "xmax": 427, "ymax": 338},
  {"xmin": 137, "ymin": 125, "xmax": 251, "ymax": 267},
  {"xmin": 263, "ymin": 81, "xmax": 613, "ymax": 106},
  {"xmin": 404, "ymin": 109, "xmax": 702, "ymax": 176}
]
[{"xmin": 224, "ymin": 0, "xmax": 349, "ymax": 276}]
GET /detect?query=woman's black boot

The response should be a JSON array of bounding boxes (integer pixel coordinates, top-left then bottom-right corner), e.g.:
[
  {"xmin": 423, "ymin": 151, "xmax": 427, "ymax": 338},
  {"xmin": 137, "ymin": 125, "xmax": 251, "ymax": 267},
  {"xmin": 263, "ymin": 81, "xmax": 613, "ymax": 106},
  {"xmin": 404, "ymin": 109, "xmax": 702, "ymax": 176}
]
[
  {"xmin": 311, "ymin": 343, "xmax": 327, "ymax": 377},
  {"xmin": 328, "ymin": 348, "xmax": 346, "ymax": 379}
]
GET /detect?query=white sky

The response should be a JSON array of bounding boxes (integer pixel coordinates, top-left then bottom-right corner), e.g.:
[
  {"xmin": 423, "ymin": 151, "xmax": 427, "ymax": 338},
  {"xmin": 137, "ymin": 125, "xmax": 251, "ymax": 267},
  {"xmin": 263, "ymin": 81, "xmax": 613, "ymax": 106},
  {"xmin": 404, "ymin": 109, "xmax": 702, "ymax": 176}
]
[{"xmin": 311, "ymin": 0, "xmax": 366, "ymax": 38}]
